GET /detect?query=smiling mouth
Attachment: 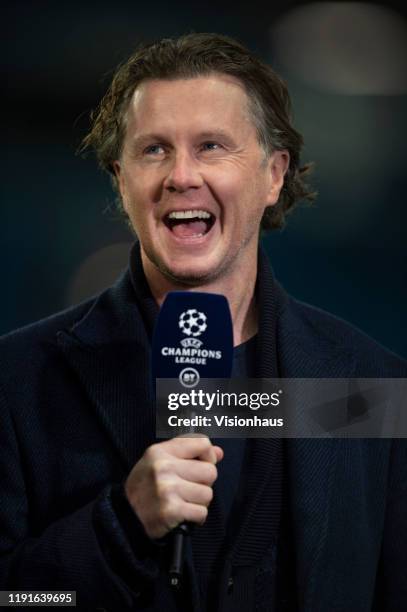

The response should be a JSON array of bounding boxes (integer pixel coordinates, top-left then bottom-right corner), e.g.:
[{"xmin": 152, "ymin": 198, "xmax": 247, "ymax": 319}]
[{"xmin": 164, "ymin": 209, "xmax": 216, "ymax": 238}]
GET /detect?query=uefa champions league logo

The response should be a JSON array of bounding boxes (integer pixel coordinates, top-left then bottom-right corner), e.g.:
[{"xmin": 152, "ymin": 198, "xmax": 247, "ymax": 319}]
[
  {"xmin": 160, "ymin": 306, "xmax": 220, "ymax": 372},
  {"xmin": 179, "ymin": 309, "xmax": 207, "ymax": 337}
]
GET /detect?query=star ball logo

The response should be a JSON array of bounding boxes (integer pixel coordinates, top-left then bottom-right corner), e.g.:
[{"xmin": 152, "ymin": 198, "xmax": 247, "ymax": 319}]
[
  {"xmin": 179, "ymin": 309, "xmax": 207, "ymax": 337},
  {"xmin": 160, "ymin": 307, "xmax": 222, "ymax": 368}
]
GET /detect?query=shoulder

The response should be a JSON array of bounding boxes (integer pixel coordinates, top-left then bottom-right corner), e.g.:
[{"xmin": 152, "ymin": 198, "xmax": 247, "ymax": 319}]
[
  {"xmin": 0, "ymin": 268, "xmax": 134, "ymax": 354},
  {"xmin": 258, "ymin": 247, "xmax": 406, "ymax": 376},
  {"xmin": 0, "ymin": 298, "xmax": 96, "ymax": 349},
  {"xmin": 0, "ymin": 299, "xmax": 97, "ymax": 381},
  {"xmin": 0, "ymin": 268, "xmax": 142, "ymax": 389},
  {"xmin": 281, "ymin": 291, "xmax": 407, "ymax": 376}
]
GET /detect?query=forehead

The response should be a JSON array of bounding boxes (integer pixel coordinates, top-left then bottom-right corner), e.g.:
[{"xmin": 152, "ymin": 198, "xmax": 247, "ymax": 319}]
[{"xmin": 125, "ymin": 74, "xmax": 254, "ymax": 134}]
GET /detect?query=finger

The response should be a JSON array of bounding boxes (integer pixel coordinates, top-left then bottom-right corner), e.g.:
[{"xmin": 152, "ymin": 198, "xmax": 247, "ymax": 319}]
[
  {"xmin": 213, "ymin": 445, "xmax": 224, "ymax": 463},
  {"xmin": 196, "ymin": 443, "xmax": 224, "ymax": 465},
  {"xmin": 154, "ymin": 474, "xmax": 213, "ymax": 505},
  {"xmin": 198, "ymin": 444, "xmax": 219, "ymax": 464},
  {"xmin": 174, "ymin": 458, "xmax": 218, "ymax": 485},
  {"xmin": 175, "ymin": 479, "xmax": 214, "ymax": 506},
  {"xmin": 180, "ymin": 501, "xmax": 209, "ymax": 526},
  {"xmin": 163, "ymin": 435, "xmax": 213, "ymax": 460}
]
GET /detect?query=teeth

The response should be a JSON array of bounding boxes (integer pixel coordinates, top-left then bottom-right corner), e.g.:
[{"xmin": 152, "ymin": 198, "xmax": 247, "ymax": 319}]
[{"xmin": 168, "ymin": 210, "xmax": 211, "ymax": 220}]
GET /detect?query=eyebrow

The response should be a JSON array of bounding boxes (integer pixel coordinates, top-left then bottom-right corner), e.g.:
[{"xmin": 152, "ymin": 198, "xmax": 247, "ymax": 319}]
[
  {"xmin": 129, "ymin": 134, "xmax": 170, "ymax": 150},
  {"xmin": 129, "ymin": 129, "xmax": 237, "ymax": 149},
  {"xmin": 195, "ymin": 130, "xmax": 237, "ymax": 146}
]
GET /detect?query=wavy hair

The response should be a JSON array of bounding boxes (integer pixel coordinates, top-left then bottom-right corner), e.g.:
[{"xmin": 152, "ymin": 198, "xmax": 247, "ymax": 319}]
[{"xmin": 81, "ymin": 33, "xmax": 316, "ymax": 229}]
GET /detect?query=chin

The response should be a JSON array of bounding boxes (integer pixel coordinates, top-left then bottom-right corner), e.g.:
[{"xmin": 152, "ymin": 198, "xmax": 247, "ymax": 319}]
[
  {"xmin": 162, "ymin": 266, "xmax": 218, "ymax": 287},
  {"xmin": 142, "ymin": 243, "xmax": 230, "ymax": 287},
  {"xmin": 157, "ymin": 258, "xmax": 224, "ymax": 287}
]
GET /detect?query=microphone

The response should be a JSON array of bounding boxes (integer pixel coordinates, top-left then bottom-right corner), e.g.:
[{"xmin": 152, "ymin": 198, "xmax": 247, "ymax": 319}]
[{"xmin": 152, "ymin": 291, "xmax": 233, "ymax": 587}]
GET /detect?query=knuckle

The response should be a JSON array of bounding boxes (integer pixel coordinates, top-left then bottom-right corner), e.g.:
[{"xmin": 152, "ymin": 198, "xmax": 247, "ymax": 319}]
[
  {"xmin": 161, "ymin": 498, "xmax": 182, "ymax": 529},
  {"xmin": 144, "ymin": 443, "xmax": 159, "ymax": 461},
  {"xmin": 200, "ymin": 437, "xmax": 211, "ymax": 451},
  {"xmin": 156, "ymin": 478, "xmax": 176, "ymax": 501},
  {"xmin": 199, "ymin": 505, "xmax": 208, "ymax": 521},
  {"xmin": 149, "ymin": 460, "xmax": 174, "ymax": 488},
  {"xmin": 157, "ymin": 500, "xmax": 173, "ymax": 525},
  {"xmin": 153, "ymin": 458, "xmax": 172, "ymax": 476},
  {"xmin": 205, "ymin": 463, "xmax": 217, "ymax": 483},
  {"xmin": 183, "ymin": 501, "xmax": 208, "ymax": 525},
  {"xmin": 205, "ymin": 486, "xmax": 214, "ymax": 504}
]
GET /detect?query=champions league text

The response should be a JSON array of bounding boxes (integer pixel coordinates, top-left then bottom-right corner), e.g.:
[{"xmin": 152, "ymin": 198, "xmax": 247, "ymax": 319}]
[{"xmin": 161, "ymin": 346, "xmax": 222, "ymax": 365}]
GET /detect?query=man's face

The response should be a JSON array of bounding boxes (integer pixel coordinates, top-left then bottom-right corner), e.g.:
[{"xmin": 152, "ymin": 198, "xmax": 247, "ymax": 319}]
[{"xmin": 114, "ymin": 74, "xmax": 288, "ymax": 286}]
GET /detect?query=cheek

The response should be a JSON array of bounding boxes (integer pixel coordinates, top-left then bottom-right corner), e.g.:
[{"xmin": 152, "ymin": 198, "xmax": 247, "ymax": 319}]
[
  {"xmin": 247, "ymin": 172, "xmax": 272, "ymax": 212},
  {"xmin": 207, "ymin": 170, "xmax": 245, "ymax": 211},
  {"xmin": 127, "ymin": 170, "xmax": 164, "ymax": 211},
  {"xmin": 122, "ymin": 176, "xmax": 148, "ymax": 211}
]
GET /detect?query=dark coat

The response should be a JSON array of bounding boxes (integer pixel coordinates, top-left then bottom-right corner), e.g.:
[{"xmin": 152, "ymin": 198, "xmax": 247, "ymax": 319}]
[{"xmin": 0, "ymin": 247, "xmax": 406, "ymax": 611}]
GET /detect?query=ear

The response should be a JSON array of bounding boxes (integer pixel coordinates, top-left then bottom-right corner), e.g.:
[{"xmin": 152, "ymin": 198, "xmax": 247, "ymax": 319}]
[
  {"xmin": 266, "ymin": 150, "xmax": 290, "ymax": 206},
  {"xmin": 112, "ymin": 160, "xmax": 128, "ymax": 211}
]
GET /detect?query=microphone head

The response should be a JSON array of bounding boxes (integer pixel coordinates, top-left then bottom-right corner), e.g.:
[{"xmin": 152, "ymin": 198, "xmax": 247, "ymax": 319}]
[{"xmin": 152, "ymin": 291, "xmax": 233, "ymax": 387}]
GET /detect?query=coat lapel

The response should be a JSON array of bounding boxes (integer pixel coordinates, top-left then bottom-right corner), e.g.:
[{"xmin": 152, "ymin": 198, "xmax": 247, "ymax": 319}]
[
  {"xmin": 225, "ymin": 251, "xmax": 283, "ymax": 568},
  {"xmin": 56, "ymin": 268, "xmax": 156, "ymax": 471},
  {"xmin": 274, "ymin": 273, "xmax": 356, "ymax": 610},
  {"xmin": 229, "ymin": 250, "xmax": 357, "ymax": 610},
  {"xmin": 279, "ymin": 339, "xmax": 353, "ymax": 609}
]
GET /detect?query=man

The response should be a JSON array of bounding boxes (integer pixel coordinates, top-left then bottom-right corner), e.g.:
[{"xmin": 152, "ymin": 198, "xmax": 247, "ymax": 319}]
[{"xmin": 0, "ymin": 33, "xmax": 405, "ymax": 612}]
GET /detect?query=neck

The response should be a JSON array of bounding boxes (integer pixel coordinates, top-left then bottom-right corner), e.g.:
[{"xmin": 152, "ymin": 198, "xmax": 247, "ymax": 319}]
[{"xmin": 141, "ymin": 250, "xmax": 259, "ymax": 347}]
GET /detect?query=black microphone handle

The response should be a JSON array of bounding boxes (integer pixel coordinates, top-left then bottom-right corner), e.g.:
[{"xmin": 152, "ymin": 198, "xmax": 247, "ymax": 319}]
[
  {"xmin": 169, "ymin": 522, "xmax": 192, "ymax": 587},
  {"xmin": 169, "ymin": 414, "xmax": 197, "ymax": 588}
]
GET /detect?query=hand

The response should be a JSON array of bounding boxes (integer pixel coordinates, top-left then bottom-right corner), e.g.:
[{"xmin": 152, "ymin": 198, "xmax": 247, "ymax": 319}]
[{"xmin": 124, "ymin": 436, "xmax": 223, "ymax": 539}]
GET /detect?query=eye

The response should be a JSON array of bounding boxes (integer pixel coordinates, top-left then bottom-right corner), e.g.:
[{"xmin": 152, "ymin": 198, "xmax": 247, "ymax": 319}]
[
  {"xmin": 201, "ymin": 142, "xmax": 222, "ymax": 152},
  {"xmin": 144, "ymin": 144, "xmax": 165, "ymax": 155}
]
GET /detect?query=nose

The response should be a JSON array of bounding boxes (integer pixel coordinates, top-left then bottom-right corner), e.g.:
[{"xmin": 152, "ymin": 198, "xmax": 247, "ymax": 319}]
[{"xmin": 163, "ymin": 151, "xmax": 204, "ymax": 192}]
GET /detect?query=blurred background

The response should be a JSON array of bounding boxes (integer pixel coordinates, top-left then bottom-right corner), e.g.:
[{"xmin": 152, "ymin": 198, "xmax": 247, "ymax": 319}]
[{"xmin": 2, "ymin": 0, "xmax": 406, "ymax": 357}]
